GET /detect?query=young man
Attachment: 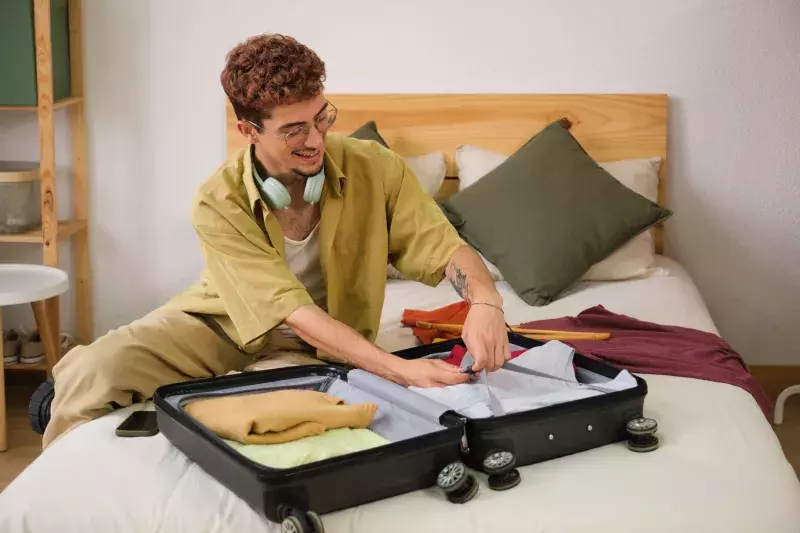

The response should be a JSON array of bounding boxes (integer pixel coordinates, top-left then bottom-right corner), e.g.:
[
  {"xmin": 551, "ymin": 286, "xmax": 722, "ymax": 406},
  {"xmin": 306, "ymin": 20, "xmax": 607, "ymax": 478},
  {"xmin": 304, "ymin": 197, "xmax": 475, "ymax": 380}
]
[{"xmin": 42, "ymin": 34, "xmax": 510, "ymax": 448}]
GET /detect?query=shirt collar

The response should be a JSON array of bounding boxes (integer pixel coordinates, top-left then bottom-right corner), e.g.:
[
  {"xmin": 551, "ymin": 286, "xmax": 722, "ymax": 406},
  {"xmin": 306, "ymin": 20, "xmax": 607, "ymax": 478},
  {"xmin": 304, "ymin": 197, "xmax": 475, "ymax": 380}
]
[
  {"xmin": 243, "ymin": 145, "xmax": 265, "ymax": 215},
  {"xmin": 243, "ymin": 143, "xmax": 347, "ymax": 216}
]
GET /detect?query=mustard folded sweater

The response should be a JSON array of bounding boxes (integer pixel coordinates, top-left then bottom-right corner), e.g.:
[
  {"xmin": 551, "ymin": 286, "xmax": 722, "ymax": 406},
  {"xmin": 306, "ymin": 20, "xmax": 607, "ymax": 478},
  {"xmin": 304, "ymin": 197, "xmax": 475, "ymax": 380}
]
[{"xmin": 185, "ymin": 389, "xmax": 379, "ymax": 445}]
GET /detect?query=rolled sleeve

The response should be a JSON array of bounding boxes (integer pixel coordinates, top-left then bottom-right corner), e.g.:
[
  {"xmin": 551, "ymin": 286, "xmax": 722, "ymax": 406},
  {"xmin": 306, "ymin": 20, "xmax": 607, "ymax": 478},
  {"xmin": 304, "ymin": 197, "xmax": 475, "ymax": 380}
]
[
  {"xmin": 385, "ymin": 152, "xmax": 467, "ymax": 286},
  {"xmin": 192, "ymin": 197, "xmax": 313, "ymax": 346}
]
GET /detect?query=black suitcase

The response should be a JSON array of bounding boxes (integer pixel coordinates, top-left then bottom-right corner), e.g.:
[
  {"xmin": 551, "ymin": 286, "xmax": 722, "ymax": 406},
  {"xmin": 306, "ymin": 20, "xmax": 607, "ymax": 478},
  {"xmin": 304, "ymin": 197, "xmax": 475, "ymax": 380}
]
[
  {"xmin": 154, "ymin": 332, "xmax": 651, "ymax": 532},
  {"xmin": 392, "ymin": 333, "xmax": 650, "ymax": 484},
  {"xmin": 153, "ymin": 364, "xmax": 474, "ymax": 533}
]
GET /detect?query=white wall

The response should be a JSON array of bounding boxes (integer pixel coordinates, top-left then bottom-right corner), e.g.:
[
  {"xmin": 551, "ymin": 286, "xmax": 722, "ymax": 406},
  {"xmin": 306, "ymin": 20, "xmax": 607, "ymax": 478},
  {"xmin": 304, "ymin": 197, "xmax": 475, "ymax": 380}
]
[{"xmin": 1, "ymin": 0, "xmax": 798, "ymax": 364}]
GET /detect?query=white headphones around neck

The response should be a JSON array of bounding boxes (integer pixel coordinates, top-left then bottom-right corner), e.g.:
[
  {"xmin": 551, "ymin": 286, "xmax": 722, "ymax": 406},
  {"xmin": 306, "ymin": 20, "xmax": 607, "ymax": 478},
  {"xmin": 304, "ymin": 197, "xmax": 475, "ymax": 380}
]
[{"xmin": 252, "ymin": 161, "xmax": 324, "ymax": 211}]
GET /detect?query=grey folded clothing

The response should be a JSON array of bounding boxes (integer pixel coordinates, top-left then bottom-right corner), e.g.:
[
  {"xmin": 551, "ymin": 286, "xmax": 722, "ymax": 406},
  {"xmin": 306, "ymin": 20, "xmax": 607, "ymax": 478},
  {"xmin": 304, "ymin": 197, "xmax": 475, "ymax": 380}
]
[
  {"xmin": 411, "ymin": 341, "xmax": 638, "ymax": 418},
  {"xmin": 327, "ymin": 371, "xmax": 448, "ymax": 442}
]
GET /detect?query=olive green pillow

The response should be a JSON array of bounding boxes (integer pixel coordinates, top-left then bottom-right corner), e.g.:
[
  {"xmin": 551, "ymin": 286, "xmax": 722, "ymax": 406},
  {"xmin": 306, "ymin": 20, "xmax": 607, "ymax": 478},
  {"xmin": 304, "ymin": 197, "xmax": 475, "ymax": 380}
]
[
  {"xmin": 441, "ymin": 120, "xmax": 672, "ymax": 306},
  {"xmin": 349, "ymin": 120, "xmax": 389, "ymax": 147}
]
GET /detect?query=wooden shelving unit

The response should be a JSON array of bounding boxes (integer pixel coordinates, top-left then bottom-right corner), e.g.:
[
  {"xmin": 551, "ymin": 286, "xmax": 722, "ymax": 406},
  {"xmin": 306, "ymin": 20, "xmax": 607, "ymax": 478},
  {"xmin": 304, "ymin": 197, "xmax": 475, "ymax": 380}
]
[
  {"xmin": 0, "ymin": 95, "xmax": 83, "ymax": 112},
  {"xmin": 0, "ymin": 0, "xmax": 93, "ymax": 371},
  {"xmin": 3, "ymin": 362, "xmax": 49, "ymax": 372},
  {"xmin": 0, "ymin": 218, "xmax": 86, "ymax": 244}
]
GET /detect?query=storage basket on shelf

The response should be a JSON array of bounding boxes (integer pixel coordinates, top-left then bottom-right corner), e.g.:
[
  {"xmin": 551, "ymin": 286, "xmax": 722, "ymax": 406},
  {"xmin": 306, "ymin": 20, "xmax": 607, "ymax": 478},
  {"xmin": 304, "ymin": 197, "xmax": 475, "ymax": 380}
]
[{"xmin": 0, "ymin": 162, "xmax": 41, "ymax": 234}]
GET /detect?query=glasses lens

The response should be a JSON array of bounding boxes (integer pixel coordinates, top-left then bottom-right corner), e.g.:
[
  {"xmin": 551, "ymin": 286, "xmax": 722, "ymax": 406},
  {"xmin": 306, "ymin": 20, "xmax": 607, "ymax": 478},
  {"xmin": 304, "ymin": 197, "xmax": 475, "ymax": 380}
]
[
  {"xmin": 285, "ymin": 128, "xmax": 308, "ymax": 149},
  {"xmin": 322, "ymin": 107, "xmax": 337, "ymax": 131}
]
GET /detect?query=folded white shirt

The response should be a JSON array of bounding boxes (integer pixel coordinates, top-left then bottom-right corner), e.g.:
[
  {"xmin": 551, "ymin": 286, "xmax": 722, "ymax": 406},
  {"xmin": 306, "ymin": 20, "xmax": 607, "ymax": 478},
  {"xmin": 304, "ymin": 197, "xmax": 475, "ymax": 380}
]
[
  {"xmin": 410, "ymin": 341, "xmax": 638, "ymax": 418},
  {"xmin": 408, "ymin": 382, "xmax": 494, "ymax": 418}
]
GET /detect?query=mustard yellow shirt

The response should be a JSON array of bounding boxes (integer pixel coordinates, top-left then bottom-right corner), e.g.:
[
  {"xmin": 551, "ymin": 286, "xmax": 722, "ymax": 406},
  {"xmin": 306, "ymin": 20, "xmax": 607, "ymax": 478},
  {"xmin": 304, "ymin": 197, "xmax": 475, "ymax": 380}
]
[{"xmin": 168, "ymin": 133, "xmax": 466, "ymax": 355}]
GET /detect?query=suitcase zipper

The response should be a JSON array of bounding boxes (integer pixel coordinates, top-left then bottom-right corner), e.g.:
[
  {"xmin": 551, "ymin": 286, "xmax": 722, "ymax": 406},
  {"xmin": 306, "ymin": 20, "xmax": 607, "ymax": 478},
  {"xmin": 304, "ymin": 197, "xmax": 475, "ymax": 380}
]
[{"xmin": 458, "ymin": 416, "xmax": 470, "ymax": 454}]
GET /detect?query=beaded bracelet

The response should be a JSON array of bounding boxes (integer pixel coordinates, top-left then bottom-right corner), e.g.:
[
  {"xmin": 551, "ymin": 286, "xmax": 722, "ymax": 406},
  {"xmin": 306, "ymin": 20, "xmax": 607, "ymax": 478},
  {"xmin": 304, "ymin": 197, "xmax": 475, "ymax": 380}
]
[{"xmin": 471, "ymin": 302, "xmax": 504, "ymax": 313}]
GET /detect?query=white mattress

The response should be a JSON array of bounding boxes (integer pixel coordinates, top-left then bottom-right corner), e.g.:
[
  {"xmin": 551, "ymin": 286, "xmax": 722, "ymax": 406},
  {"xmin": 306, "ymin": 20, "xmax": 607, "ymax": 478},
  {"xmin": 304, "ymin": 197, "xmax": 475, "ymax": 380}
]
[{"xmin": 2, "ymin": 256, "xmax": 799, "ymax": 533}]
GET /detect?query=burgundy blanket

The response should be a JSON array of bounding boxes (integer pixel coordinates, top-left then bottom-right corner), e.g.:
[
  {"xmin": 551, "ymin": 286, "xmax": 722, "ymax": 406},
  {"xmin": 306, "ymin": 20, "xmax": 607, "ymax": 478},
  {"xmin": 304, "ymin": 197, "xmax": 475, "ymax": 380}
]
[{"xmin": 520, "ymin": 305, "xmax": 771, "ymax": 418}]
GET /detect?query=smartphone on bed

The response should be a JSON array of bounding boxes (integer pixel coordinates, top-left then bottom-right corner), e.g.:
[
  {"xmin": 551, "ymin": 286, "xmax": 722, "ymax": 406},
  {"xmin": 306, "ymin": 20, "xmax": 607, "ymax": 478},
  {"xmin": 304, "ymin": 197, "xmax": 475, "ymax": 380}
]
[{"xmin": 115, "ymin": 410, "xmax": 159, "ymax": 437}]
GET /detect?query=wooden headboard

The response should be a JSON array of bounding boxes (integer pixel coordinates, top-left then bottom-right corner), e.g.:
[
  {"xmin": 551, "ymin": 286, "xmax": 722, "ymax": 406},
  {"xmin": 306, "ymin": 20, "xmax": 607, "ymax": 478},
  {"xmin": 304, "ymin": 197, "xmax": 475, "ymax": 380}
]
[{"xmin": 225, "ymin": 94, "xmax": 668, "ymax": 250}]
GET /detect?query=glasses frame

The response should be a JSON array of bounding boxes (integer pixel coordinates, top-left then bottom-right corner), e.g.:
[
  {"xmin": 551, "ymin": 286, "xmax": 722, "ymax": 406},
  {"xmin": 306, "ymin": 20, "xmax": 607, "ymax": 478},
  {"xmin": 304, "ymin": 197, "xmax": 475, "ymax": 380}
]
[{"xmin": 247, "ymin": 101, "xmax": 338, "ymax": 149}]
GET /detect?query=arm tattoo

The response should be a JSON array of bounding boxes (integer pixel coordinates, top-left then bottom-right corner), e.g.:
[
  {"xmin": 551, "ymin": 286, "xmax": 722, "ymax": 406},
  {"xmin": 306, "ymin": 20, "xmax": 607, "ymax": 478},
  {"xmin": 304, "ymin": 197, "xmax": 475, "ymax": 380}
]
[{"xmin": 450, "ymin": 265, "xmax": 470, "ymax": 302}]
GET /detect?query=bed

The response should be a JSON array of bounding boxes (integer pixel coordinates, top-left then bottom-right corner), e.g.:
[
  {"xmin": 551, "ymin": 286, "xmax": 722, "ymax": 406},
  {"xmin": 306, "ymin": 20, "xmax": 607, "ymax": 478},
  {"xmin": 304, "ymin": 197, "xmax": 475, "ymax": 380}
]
[{"xmin": 1, "ymin": 95, "xmax": 799, "ymax": 533}]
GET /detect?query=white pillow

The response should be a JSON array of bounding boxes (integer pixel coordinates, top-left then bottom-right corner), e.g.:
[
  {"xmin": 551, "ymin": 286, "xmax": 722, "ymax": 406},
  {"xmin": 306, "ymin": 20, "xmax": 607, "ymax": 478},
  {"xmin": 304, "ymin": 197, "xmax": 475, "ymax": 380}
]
[
  {"xmin": 456, "ymin": 145, "xmax": 508, "ymax": 191},
  {"xmin": 404, "ymin": 152, "xmax": 447, "ymax": 197},
  {"xmin": 454, "ymin": 145, "xmax": 665, "ymax": 281},
  {"xmin": 583, "ymin": 158, "xmax": 662, "ymax": 280}
]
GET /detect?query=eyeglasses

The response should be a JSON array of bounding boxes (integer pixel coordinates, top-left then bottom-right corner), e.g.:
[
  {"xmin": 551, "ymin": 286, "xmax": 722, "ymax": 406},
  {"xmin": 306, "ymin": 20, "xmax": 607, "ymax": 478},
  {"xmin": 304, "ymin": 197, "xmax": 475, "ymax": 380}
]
[{"xmin": 247, "ymin": 102, "xmax": 338, "ymax": 149}]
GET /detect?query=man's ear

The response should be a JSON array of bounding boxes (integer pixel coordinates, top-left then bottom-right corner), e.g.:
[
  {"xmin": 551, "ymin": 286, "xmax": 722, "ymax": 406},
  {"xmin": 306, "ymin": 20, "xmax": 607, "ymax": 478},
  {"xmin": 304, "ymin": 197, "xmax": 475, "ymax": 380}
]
[{"xmin": 237, "ymin": 121, "xmax": 260, "ymax": 144}]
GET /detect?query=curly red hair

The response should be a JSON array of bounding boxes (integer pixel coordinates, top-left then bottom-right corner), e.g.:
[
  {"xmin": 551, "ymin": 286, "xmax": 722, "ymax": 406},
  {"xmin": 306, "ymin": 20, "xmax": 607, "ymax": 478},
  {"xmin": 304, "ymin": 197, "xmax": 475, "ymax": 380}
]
[{"xmin": 221, "ymin": 34, "xmax": 326, "ymax": 124}]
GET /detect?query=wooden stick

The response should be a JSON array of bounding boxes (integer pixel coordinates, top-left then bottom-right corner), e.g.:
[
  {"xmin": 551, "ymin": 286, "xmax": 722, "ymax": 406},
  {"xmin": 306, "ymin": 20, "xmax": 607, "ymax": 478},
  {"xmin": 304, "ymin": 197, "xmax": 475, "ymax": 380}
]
[
  {"xmin": 414, "ymin": 321, "xmax": 610, "ymax": 340},
  {"xmin": 521, "ymin": 333, "xmax": 611, "ymax": 341}
]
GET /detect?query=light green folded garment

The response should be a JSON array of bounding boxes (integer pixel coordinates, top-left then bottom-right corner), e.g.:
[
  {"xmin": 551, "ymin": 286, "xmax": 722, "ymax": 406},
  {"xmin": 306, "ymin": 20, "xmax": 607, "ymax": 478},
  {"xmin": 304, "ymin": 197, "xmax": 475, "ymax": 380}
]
[{"xmin": 223, "ymin": 427, "xmax": 390, "ymax": 469}]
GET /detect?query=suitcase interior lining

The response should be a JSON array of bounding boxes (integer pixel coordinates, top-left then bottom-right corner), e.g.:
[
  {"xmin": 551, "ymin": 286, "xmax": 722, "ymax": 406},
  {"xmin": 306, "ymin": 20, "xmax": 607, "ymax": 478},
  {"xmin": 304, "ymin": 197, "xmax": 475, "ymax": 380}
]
[
  {"xmin": 326, "ymin": 378, "xmax": 444, "ymax": 441},
  {"xmin": 169, "ymin": 370, "xmax": 452, "ymax": 446},
  {"xmin": 575, "ymin": 367, "xmax": 617, "ymax": 383}
]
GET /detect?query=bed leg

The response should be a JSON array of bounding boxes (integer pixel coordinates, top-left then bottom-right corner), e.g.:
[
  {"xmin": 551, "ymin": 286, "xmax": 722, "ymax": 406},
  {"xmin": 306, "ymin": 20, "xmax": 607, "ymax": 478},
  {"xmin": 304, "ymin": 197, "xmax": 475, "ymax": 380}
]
[{"xmin": 773, "ymin": 385, "xmax": 800, "ymax": 425}]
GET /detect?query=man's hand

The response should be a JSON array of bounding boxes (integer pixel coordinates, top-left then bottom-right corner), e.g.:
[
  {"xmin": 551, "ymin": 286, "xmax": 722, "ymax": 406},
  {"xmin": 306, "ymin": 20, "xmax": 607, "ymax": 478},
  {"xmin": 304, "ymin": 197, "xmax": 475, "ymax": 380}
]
[
  {"xmin": 285, "ymin": 304, "xmax": 469, "ymax": 388},
  {"xmin": 444, "ymin": 245, "xmax": 511, "ymax": 373},
  {"xmin": 395, "ymin": 358, "xmax": 470, "ymax": 388},
  {"xmin": 462, "ymin": 304, "xmax": 511, "ymax": 372}
]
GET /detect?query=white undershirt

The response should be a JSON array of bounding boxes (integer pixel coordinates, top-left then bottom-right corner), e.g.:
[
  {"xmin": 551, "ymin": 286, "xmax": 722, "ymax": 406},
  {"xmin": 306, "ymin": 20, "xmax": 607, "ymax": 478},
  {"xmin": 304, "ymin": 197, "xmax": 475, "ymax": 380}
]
[
  {"xmin": 276, "ymin": 222, "xmax": 326, "ymax": 347},
  {"xmin": 283, "ymin": 222, "xmax": 326, "ymax": 308}
]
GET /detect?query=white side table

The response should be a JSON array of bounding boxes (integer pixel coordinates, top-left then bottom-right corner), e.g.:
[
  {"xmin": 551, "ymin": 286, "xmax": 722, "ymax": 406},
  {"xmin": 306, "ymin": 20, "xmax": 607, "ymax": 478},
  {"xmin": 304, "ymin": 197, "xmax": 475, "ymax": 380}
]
[
  {"xmin": 0, "ymin": 264, "xmax": 69, "ymax": 452},
  {"xmin": 774, "ymin": 385, "xmax": 800, "ymax": 425}
]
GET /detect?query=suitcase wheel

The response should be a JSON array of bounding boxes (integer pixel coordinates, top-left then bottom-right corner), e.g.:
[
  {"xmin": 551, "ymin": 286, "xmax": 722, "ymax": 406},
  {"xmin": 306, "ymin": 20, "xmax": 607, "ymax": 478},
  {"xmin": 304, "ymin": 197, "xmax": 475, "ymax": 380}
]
[
  {"xmin": 488, "ymin": 468, "xmax": 521, "ymax": 491},
  {"xmin": 280, "ymin": 509, "xmax": 324, "ymax": 533},
  {"xmin": 626, "ymin": 417, "xmax": 659, "ymax": 453},
  {"xmin": 29, "ymin": 378, "xmax": 55, "ymax": 435},
  {"xmin": 306, "ymin": 511, "xmax": 324, "ymax": 533},
  {"xmin": 481, "ymin": 450, "xmax": 516, "ymax": 475},
  {"xmin": 436, "ymin": 461, "xmax": 479, "ymax": 504},
  {"xmin": 482, "ymin": 450, "xmax": 522, "ymax": 491}
]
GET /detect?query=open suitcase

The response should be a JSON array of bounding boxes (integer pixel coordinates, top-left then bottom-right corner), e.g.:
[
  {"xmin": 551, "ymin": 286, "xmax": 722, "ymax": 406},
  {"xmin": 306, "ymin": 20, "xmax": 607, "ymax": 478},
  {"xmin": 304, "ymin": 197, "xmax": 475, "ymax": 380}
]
[
  {"xmin": 154, "ymin": 333, "xmax": 653, "ymax": 533},
  {"xmin": 392, "ymin": 333, "xmax": 652, "ymax": 480}
]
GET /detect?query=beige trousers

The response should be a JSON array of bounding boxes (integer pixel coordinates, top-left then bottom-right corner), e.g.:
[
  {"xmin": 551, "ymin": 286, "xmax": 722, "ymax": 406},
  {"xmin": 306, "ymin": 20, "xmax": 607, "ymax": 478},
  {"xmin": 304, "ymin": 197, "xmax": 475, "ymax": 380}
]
[{"xmin": 42, "ymin": 307, "xmax": 323, "ymax": 448}]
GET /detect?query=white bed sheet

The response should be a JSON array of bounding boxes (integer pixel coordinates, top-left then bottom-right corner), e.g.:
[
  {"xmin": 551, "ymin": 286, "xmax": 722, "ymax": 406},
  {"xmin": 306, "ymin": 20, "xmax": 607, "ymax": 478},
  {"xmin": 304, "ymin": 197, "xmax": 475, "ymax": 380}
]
[{"xmin": 1, "ymin": 256, "xmax": 799, "ymax": 533}]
